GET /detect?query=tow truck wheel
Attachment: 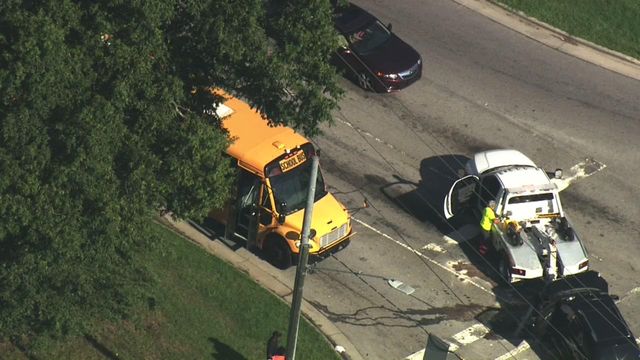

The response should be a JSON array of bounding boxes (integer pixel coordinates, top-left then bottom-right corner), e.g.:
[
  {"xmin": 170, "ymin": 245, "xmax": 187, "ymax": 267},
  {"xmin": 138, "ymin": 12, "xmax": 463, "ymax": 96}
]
[
  {"xmin": 498, "ymin": 254, "xmax": 513, "ymax": 284},
  {"xmin": 265, "ymin": 236, "xmax": 292, "ymax": 270}
]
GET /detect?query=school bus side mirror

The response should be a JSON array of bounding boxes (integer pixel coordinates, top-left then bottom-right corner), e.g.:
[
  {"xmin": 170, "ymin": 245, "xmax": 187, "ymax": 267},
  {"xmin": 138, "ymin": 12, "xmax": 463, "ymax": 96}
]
[
  {"xmin": 259, "ymin": 208, "xmax": 272, "ymax": 226},
  {"xmin": 278, "ymin": 202, "xmax": 287, "ymax": 224}
]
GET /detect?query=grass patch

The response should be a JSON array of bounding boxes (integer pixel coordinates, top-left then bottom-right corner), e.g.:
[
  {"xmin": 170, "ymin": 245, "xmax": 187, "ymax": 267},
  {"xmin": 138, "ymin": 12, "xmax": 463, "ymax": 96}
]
[
  {"xmin": 496, "ymin": 0, "xmax": 640, "ymax": 59},
  {"xmin": 1, "ymin": 222, "xmax": 340, "ymax": 360}
]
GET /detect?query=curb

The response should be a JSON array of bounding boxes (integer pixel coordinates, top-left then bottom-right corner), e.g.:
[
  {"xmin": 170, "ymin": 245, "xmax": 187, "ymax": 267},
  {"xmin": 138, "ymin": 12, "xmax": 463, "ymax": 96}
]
[
  {"xmin": 156, "ymin": 215, "xmax": 365, "ymax": 360},
  {"xmin": 451, "ymin": 0, "xmax": 640, "ymax": 81},
  {"xmin": 488, "ymin": 0, "xmax": 640, "ymax": 66}
]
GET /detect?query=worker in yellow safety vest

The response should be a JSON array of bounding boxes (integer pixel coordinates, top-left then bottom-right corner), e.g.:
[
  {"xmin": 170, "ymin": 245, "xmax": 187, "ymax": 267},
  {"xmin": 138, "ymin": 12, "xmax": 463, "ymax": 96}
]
[{"xmin": 479, "ymin": 200, "xmax": 498, "ymax": 255}]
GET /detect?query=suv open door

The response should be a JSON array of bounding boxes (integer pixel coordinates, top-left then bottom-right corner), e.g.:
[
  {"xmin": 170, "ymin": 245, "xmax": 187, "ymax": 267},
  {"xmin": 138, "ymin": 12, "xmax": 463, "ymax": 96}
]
[{"xmin": 443, "ymin": 175, "xmax": 478, "ymax": 219}]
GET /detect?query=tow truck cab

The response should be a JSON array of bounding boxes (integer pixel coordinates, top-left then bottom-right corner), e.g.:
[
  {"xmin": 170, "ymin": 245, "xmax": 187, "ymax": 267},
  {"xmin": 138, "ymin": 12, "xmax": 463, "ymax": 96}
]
[{"xmin": 444, "ymin": 150, "xmax": 562, "ymax": 222}]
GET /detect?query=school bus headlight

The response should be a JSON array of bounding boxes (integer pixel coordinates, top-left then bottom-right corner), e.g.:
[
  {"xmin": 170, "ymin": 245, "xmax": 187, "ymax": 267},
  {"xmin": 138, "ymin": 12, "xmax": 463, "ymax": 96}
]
[{"xmin": 285, "ymin": 231, "xmax": 300, "ymax": 240}]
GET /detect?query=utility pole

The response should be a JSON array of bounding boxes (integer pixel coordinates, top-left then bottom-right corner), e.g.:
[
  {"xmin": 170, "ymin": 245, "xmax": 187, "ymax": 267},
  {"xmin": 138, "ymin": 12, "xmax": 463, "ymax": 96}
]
[{"xmin": 285, "ymin": 155, "xmax": 319, "ymax": 360}]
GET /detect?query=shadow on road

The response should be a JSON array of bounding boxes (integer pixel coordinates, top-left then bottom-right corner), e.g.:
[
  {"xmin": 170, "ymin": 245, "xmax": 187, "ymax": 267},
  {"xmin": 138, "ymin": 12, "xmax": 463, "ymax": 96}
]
[
  {"xmin": 379, "ymin": 154, "xmax": 468, "ymax": 232},
  {"xmin": 377, "ymin": 154, "xmax": 565, "ymax": 358},
  {"xmin": 379, "ymin": 154, "xmax": 507, "ymax": 283}
]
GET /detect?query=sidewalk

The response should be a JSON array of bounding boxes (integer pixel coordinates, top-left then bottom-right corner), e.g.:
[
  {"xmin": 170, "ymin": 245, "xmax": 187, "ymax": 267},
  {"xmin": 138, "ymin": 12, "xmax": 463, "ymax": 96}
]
[
  {"xmin": 454, "ymin": 0, "xmax": 640, "ymax": 81},
  {"xmin": 157, "ymin": 214, "xmax": 365, "ymax": 360}
]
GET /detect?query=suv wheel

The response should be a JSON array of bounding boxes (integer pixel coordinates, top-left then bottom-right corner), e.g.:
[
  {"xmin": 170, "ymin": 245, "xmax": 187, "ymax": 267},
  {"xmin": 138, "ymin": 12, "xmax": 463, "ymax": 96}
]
[{"xmin": 498, "ymin": 254, "xmax": 513, "ymax": 284}]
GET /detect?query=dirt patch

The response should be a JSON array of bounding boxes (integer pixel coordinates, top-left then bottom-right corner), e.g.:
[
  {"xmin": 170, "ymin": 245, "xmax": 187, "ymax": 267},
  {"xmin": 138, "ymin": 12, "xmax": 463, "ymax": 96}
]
[{"xmin": 404, "ymin": 303, "xmax": 487, "ymax": 322}]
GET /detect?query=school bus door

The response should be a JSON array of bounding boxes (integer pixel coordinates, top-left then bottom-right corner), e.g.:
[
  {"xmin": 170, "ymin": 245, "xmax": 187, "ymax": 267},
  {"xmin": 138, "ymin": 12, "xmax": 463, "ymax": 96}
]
[{"xmin": 228, "ymin": 168, "xmax": 274, "ymax": 250}]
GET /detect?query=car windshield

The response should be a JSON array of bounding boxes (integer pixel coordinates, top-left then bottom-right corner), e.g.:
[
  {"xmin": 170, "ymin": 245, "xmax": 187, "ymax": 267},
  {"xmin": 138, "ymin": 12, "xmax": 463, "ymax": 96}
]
[
  {"xmin": 346, "ymin": 20, "xmax": 390, "ymax": 54},
  {"xmin": 269, "ymin": 161, "xmax": 328, "ymax": 214}
]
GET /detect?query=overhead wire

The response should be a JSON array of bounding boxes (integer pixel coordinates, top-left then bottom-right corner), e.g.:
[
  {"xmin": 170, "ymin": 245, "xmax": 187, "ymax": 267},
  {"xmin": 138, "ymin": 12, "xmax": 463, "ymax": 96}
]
[
  {"xmin": 327, "ymin": 10, "xmax": 635, "ymax": 354},
  {"xmin": 324, "ymin": 96, "xmax": 589, "ymax": 358},
  {"xmin": 322, "ymin": 107, "xmax": 528, "ymax": 360},
  {"xmin": 332, "ymin": 104, "xmax": 572, "ymax": 358},
  {"xmin": 381, "ymin": 94, "xmax": 639, "ymax": 350},
  {"xmin": 365, "ymin": 93, "xmax": 637, "ymax": 354}
]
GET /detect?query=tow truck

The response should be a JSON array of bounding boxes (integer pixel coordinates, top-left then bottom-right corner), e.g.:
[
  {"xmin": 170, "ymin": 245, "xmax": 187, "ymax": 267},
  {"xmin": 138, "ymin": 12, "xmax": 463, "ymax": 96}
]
[{"xmin": 444, "ymin": 149, "xmax": 589, "ymax": 283}]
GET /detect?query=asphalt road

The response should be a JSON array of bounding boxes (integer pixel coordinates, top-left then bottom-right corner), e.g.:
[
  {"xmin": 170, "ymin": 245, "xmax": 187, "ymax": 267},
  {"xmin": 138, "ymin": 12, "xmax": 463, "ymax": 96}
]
[{"xmin": 286, "ymin": 0, "xmax": 640, "ymax": 359}]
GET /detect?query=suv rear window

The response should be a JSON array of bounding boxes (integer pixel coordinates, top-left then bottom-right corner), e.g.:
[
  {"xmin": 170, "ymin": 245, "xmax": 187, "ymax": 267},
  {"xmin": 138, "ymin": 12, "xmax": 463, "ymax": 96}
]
[{"xmin": 508, "ymin": 192, "xmax": 554, "ymax": 204}]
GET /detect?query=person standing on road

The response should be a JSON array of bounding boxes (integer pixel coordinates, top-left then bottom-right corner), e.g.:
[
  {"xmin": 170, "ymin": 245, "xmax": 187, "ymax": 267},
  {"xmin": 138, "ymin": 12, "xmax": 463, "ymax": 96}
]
[
  {"xmin": 267, "ymin": 331, "xmax": 282, "ymax": 360},
  {"xmin": 479, "ymin": 200, "xmax": 498, "ymax": 255}
]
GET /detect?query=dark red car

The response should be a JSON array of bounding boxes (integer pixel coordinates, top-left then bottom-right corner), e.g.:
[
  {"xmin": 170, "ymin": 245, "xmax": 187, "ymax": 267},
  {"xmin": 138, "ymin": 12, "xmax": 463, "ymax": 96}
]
[{"xmin": 333, "ymin": 3, "xmax": 422, "ymax": 92}]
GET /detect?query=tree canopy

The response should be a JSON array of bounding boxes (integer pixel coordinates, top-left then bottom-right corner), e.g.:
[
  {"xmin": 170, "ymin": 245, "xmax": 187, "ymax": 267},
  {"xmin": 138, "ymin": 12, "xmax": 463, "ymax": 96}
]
[{"xmin": 0, "ymin": 0, "xmax": 342, "ymax": 338}]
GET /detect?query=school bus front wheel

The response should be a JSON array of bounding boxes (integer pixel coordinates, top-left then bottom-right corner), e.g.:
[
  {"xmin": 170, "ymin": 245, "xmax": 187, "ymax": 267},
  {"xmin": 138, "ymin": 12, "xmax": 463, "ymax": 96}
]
[{"xmin": 264, "ymin": 235, "xmax": 293, "ymax": 270}]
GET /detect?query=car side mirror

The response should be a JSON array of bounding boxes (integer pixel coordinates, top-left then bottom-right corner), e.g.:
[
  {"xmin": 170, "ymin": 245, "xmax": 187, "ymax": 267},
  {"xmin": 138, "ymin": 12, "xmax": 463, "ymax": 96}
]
[
  {"xmin": 554, "ymin": 168, "xmax": 563, "ymax": 179},
  {"xmin": 387, "ymin": 23, "xmax": 393, "ymax": 31},
  {"xmin": 506, "ymin": 210, "xmax": 513, "ymax": 217}
]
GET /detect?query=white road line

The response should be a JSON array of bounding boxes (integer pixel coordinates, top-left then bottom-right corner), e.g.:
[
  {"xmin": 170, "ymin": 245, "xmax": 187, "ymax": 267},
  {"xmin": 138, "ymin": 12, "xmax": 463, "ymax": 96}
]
[
  {"xmin": 618, "ymin": 286, "xmax": 640, "ymax": 303},
  {"xmin": 422, "ymin": 243, "xmax": 446, "ymax": 253},
  {"xmin": 443, "ymin": 236, "xmax": 459, "ymax": 245},
  {"xmin": 403, "ymin": 348, "xmax": 425, "ymax": 360},
  {"xmin": 403, "ymin": 343, "xmax": 459, "ymax": 360},
  {"xmin": 335, "ymin": 117, "xmax": 408, "ymax": 156},
  {"xmin": 451, "ymin": 323, "xmax": 491, "ymax": 345},
  {"xmin": 352, "ymin": 214, "xmax": 518, "ymax": 360},
  {"xmin": 352, "ymin": 217, "xmax": 493, "ymax": 295},
  {"xmin": 491, "ymin": 324, "xmax": 640, "ymax": 360},
  {"xmin": 494, "ymin": 340, "xmax": 531, "ymax": 360}
]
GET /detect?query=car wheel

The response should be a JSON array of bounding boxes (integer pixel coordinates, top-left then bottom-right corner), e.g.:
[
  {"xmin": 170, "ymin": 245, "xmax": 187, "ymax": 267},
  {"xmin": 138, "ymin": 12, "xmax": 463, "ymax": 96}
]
[
  {"xmin": 265, "ymin": 236, "xmax": 292, "ymax": 270},
  {"xmin": 498, "ymin": 254, "xmax": 513, "ymax": 284},
  {"xmin": 358, "ymin": 72, "xmax": 373, "ymax": 91}
]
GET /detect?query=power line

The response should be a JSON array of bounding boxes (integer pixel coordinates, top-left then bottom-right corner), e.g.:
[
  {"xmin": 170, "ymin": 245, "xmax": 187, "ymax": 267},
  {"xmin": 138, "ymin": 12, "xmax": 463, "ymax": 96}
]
[
  {"xmin": 376, "ymin": 93, "xmax": 638, "ymax": 353},
  {"xmin": 326, "ymin": 100, "xmax": 587, "ymax": 358},
  {"xmin": 379, "ymin": 94, "xmax": 639, "ymax": 351},
  {"xmin": 326, "ymin": 107, "xmax": 526, "ymax": 359}
]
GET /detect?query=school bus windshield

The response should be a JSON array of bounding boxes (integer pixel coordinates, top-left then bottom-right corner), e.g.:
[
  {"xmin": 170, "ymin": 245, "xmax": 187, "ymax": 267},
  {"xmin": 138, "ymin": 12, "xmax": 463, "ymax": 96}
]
[{"xmin": 269, "ymin": 160, "xmax": 328, "ymax": 215}]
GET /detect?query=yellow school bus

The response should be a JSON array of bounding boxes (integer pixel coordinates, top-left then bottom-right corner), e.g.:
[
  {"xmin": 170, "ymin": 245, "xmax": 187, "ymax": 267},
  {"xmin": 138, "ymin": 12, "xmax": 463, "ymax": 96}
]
[{"xmin": 209, "ymin": 90, "xmax": 353, "ymax": 269}]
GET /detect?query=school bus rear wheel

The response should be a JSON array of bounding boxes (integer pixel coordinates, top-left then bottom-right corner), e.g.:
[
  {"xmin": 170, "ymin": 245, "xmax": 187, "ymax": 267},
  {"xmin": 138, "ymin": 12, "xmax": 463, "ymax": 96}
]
[{"xmin": 265, "ymin": 235, "xmax": 292, "ymax": 270}]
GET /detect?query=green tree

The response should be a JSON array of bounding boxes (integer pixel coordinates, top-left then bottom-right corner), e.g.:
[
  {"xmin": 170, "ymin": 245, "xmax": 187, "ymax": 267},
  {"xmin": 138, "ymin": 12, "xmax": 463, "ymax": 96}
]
[{"xmin": 0, "ymin": 0, "xmax": 342, "ymax": 339}]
